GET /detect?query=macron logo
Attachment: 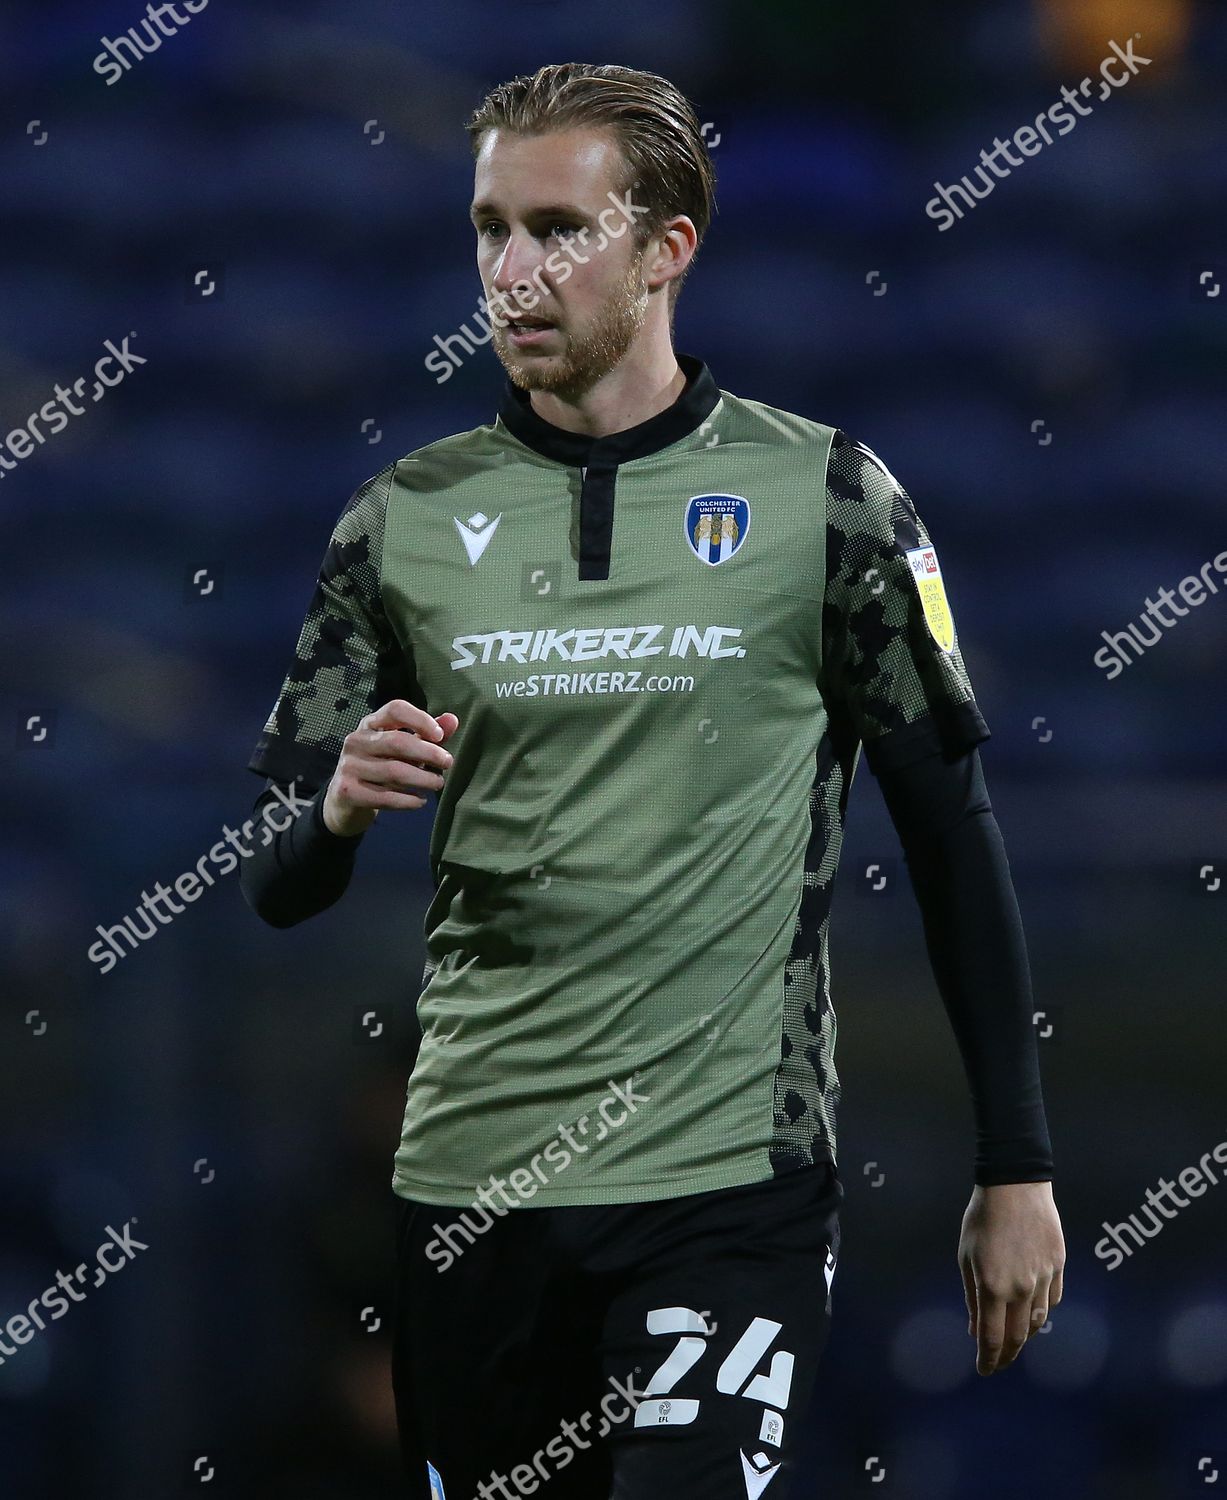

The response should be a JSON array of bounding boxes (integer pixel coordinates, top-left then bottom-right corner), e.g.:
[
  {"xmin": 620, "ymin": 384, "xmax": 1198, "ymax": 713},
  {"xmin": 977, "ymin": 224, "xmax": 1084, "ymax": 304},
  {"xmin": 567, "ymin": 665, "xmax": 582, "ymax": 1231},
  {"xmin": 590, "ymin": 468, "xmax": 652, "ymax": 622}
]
[
  {"xmin": 454, "ymin": 510, "xmax": 502, "ymax": 566},
  {"xmin": 741, "ymin": 1449, "xmax": 782, "ymax": 1498}
]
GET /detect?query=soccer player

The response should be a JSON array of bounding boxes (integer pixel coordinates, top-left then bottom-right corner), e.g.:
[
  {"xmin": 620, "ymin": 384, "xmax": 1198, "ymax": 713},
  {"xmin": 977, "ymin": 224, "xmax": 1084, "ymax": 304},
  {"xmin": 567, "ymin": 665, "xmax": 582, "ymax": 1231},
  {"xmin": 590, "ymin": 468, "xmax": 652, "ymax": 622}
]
[{"xmin": 240, "ymin": 62, "xmax": 1064, "ymax": 1500}]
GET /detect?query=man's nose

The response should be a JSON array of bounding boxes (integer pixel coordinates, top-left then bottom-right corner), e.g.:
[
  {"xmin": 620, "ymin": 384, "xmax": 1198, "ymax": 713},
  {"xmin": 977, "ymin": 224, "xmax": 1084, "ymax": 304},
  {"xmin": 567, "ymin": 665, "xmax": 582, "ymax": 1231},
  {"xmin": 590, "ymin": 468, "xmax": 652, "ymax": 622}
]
[{"xmin": 491, "ymin": 232, "xmax": 545, "ymax": 307}]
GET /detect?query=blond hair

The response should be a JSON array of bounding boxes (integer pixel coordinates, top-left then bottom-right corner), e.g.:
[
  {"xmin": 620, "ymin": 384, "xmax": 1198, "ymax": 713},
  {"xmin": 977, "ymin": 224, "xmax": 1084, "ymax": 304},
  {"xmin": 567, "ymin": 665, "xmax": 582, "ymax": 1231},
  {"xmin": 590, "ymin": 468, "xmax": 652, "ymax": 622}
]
[{"xmin": 467, "ymin": 62, "xmax": 716, "ymax": 308}]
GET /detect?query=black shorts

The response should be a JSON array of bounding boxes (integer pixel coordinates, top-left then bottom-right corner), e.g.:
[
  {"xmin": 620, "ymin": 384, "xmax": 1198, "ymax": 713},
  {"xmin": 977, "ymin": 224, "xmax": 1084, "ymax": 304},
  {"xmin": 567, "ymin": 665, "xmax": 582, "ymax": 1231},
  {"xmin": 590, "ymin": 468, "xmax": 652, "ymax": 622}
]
[{"xmin": 391, "ymin": 1160, "xmax": 843, "ymax": 1500}]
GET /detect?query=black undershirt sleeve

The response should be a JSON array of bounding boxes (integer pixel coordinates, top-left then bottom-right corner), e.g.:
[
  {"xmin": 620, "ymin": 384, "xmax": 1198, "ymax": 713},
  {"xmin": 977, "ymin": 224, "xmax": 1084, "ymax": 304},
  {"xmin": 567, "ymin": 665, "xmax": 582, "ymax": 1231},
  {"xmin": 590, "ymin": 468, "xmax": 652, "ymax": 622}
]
[
  {"xmin": 239, "ymin": 746, "xmax": 1053, "ymax": 1182},
  {"xmin": 873, "ymin": 743, "xmax": 1054, "ymax": 1186},
  {"xmin": 239, "ymin": 779, "xmax": 367, "ymax": 928}
]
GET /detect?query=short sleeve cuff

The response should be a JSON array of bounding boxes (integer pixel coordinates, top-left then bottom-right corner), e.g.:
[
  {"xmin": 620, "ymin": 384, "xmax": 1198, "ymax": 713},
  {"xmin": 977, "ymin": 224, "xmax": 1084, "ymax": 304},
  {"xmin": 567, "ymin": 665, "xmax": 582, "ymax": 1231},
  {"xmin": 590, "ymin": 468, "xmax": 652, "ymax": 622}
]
[{"xmin": 861, "ymin": 698, "xmax": 991, "ymax": 777}]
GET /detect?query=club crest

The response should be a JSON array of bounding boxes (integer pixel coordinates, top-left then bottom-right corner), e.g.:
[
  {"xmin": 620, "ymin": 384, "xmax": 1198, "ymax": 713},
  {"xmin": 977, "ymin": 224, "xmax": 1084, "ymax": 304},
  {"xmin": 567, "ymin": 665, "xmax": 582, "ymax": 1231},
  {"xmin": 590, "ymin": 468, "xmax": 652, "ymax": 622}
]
[{"xmin": 685, "ymin": 494, "xmax": 750, "ymax": 566}]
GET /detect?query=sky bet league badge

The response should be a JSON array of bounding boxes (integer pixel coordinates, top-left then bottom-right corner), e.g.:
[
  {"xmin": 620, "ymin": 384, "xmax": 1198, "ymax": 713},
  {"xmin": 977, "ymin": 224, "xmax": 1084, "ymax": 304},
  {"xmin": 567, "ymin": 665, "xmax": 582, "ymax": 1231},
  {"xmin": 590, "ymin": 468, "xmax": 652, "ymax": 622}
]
[{"xmin": 905, "ymin": 543, "xmax": 956, "ymax": 653}]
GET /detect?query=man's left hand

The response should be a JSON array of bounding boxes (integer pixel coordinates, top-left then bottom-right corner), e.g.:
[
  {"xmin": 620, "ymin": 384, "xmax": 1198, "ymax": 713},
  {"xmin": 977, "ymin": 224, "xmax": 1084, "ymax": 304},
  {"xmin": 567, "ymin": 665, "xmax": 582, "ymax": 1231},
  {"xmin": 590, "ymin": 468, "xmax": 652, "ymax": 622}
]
[{"xmin": 958, "ymin": 1180, "xmax": 1065, "ymax": 1376}]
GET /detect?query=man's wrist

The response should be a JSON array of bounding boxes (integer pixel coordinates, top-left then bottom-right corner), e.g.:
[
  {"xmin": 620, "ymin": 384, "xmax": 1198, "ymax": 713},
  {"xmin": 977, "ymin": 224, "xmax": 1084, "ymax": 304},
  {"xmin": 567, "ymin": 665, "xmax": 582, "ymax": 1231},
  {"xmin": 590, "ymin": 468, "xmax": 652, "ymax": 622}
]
[
  {"xmin": 974, "ymin": 1143, "xmax": 1054, "ymax": 1187},
  {"xmin": 320, "ymin": 787, "xmax": 375, "ymax": 839},
  {"xmin": 314, "ymin": 789, "xmax": 371, "ymax": 845}
]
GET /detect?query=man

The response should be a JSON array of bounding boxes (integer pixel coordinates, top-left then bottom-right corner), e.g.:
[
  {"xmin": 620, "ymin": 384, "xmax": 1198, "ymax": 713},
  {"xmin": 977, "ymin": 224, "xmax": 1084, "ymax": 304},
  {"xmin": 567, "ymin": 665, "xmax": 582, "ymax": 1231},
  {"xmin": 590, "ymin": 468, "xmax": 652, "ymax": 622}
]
[{"xmin": 240, "ymin": 62, "xmax": 1064, "ymax": 1500}]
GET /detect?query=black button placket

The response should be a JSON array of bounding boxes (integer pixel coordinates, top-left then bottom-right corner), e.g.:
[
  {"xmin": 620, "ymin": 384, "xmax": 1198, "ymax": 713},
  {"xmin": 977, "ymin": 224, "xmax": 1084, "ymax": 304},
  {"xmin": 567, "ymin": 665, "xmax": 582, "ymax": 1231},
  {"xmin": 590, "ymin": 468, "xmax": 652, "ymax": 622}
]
[
  {"xmin": 577, "ymin": 459, "xmax": 619, "ymax": 581},
  {"xmin": 495, "ymin": 354, "xmax": 722, "ymax": 582}
]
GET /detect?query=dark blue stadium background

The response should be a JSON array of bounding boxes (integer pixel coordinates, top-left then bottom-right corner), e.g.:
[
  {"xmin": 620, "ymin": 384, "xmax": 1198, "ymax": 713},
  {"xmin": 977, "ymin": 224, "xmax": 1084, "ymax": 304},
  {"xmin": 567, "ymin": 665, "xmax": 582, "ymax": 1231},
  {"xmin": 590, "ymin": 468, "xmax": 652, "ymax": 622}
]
[{"xmin": 1, "ymin": 1, "xmax": 1224, "ymax": 1496}]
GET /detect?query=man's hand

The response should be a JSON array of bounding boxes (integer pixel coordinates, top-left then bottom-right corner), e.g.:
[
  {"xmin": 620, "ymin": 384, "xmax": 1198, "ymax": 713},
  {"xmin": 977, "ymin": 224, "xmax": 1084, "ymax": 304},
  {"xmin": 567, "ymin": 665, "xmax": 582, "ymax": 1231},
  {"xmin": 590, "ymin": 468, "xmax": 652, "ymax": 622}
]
[
  {"xmin": 958, "ymin": 1180, "xmax": 1065, "ymax": 1376},
  {"xmin": 323, "ymin": 700, "xmax": 460, "ymax": 837}
]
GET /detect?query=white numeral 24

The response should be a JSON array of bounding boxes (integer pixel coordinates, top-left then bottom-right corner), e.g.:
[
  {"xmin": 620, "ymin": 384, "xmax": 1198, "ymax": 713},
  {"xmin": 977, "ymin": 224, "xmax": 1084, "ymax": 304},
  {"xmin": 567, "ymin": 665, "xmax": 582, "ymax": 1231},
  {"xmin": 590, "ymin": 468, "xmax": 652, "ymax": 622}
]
[{"xmin": 634, "ymin": 1307, "xmax": 793, "ymax": 1428}]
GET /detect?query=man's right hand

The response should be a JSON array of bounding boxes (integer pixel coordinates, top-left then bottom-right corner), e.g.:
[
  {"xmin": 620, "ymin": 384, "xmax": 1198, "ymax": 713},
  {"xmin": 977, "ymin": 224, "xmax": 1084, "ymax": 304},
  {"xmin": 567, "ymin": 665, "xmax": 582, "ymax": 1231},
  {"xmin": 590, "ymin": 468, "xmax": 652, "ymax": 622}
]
[{"xmin": 323, "ymin": 700, "xmax": 460, "ymax": 837}]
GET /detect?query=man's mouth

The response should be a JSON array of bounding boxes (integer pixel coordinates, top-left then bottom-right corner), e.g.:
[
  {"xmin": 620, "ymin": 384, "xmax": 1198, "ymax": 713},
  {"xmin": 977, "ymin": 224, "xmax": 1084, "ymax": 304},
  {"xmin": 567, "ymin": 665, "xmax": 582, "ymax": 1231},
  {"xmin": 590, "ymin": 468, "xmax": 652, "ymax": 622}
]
[{"xmin": 504, "ymin": 315, "xmax": 559, "ymax": 347}]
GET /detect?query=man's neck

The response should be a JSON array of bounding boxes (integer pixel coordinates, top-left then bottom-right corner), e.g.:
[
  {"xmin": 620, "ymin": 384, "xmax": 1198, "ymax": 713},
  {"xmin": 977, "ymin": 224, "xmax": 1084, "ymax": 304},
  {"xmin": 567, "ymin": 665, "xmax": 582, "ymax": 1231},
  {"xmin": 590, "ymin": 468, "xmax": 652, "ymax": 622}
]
[{"xmin": 527, "ymin": 341, "xmax": 685, "ymax": 438}]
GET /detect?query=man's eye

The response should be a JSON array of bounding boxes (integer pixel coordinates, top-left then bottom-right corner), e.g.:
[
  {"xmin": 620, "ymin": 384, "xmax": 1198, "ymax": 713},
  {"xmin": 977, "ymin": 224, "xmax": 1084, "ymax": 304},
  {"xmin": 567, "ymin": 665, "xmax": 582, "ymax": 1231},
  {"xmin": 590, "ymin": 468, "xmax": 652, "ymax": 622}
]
[{"xmin": 477, "ymin": 221, "xmax": 581, "ymax": 241}]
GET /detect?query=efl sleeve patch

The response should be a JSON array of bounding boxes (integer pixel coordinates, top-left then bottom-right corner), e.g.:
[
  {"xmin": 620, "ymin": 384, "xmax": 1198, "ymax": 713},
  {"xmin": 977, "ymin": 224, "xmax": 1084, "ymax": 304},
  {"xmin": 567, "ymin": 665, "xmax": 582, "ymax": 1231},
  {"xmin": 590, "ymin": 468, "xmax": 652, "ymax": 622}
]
[{"xmin": 904, "ymin": 544, "xmax": 956, "ymax": 654}]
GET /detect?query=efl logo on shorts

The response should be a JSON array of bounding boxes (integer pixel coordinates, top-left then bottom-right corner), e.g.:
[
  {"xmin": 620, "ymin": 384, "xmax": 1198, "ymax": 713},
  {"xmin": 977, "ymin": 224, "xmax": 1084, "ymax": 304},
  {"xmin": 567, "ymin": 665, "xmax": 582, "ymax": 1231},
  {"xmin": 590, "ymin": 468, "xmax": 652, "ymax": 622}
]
[
  {"xmin": 426, "ymin": 1460, "xmax": 446, "ymax": 1498},
  {"xmin": 685, "ymin": 494, "xmax": 750, "ymax": 566}
]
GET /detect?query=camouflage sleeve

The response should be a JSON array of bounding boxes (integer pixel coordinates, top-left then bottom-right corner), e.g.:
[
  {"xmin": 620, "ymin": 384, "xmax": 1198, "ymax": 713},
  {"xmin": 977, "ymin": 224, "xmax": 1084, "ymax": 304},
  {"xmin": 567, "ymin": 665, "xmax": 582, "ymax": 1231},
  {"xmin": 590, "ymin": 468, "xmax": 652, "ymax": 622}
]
[
  {"xmin": 820, "ymin": 430, "xmax": 990, "ymax": 775},
  {"xmin": 247, "ymin": 463, "xmax": 424, "ymax": 789}
]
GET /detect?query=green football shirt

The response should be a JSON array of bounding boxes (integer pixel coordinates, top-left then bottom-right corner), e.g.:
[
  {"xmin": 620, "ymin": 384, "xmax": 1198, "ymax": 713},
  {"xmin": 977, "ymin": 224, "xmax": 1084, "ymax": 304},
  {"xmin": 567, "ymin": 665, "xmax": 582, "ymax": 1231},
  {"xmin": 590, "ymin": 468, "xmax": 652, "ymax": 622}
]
[{"xmin": 249, "ymin": 354, "xmax": 990, "ymax": 1206}]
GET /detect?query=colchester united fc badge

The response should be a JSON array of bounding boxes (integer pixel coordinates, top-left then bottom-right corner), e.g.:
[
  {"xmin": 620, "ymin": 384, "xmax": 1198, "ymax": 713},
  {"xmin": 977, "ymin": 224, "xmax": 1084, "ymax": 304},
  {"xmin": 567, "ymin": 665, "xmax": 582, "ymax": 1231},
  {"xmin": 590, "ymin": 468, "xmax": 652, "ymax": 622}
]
[{"xmin": 685, "ymin": 494, "xmax": 750, "ymax": 566}]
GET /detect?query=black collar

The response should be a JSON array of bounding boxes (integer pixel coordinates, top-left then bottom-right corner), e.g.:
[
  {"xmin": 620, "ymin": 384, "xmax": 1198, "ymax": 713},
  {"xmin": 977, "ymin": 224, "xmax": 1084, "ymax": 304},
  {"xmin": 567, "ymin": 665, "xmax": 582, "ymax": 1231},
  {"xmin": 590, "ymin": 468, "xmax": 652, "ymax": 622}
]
[{"xmin": 496, "ymin": 353, "xmax": 720, "ymax": 468}]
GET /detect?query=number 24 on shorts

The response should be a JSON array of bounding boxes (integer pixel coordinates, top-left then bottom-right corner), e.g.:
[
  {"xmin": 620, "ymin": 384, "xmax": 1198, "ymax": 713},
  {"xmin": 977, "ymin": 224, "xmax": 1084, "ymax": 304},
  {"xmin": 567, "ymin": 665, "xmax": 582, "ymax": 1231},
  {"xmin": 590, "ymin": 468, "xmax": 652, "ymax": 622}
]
[{"xmin": 634, "ymin": 1308, "xmax": 795, "ymax": 1431}]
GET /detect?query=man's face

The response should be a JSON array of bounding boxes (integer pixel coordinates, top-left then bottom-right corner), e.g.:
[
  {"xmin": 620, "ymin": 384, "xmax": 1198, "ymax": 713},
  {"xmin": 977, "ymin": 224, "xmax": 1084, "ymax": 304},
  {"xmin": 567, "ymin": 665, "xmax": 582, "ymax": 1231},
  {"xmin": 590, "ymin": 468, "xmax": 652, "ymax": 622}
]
[{"xmin": 471, "ymin": 126, "xmax": 653, "ymax": 398}]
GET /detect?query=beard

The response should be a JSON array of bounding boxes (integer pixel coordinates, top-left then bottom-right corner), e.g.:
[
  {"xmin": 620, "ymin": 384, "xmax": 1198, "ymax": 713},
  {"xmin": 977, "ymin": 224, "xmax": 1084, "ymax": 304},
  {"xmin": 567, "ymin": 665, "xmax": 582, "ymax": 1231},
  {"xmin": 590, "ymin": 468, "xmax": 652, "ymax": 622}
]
[{"xmin": 491, "ymin": 254, "xmax": 649, "ymax": 401}]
